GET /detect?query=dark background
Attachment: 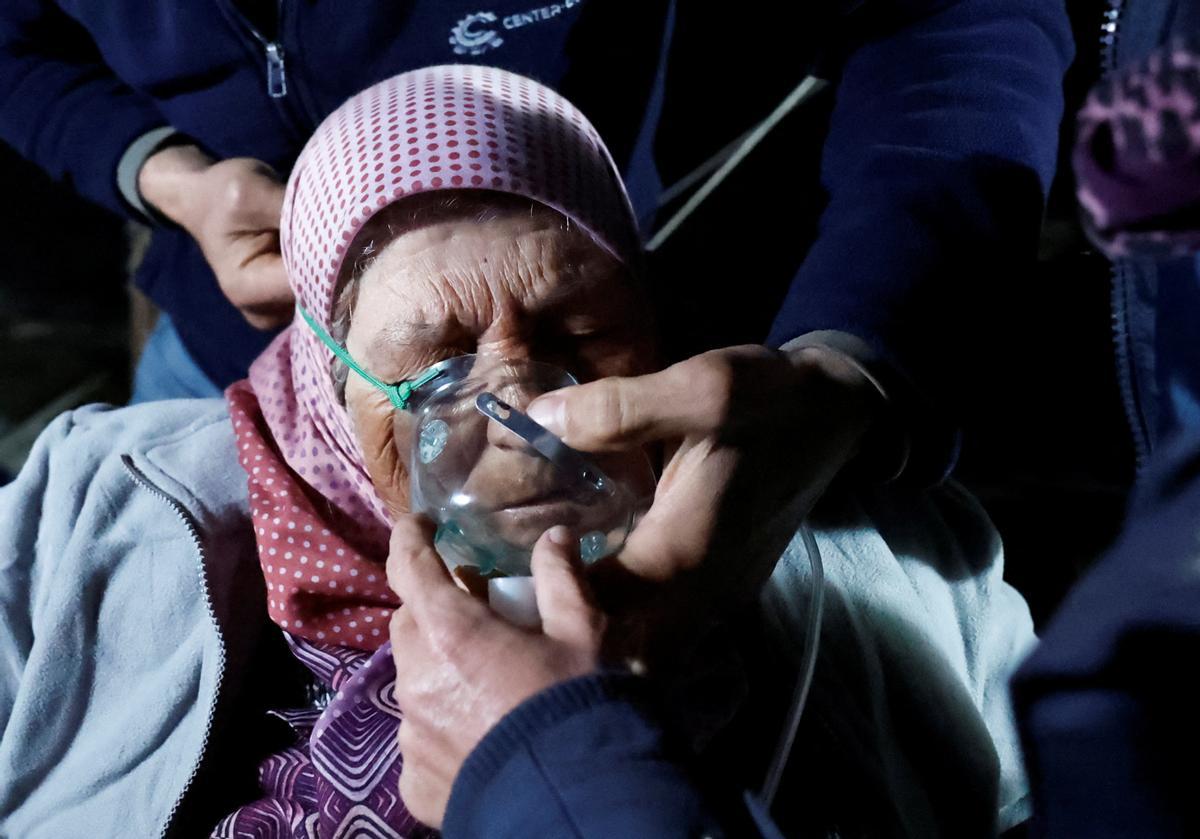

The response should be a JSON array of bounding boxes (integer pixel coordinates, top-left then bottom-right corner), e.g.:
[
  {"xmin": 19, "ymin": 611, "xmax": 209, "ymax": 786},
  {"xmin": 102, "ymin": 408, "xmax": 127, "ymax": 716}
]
[{"xmin": 0, "ymin": 142, "xmax": 132, "ymax": 480}]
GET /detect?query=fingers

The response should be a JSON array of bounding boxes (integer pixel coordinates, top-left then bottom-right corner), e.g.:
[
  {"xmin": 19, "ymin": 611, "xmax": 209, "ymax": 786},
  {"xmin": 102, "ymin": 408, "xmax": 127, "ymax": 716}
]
[
  {"xmin": 237, "ymin": 253, "xmax": 294, "ymax": 328},
  {"xmin": 386, "ymin": 515, "xmax": 441, "ymax": 597},
  {"xmin": 531, "ymin": 526, "xmax": 604, "ymax": 647},
  {"xmin": 526, "ymin": 369, "xmax": 698, "ymax": 451},
  {"xmin": 609, "ymin": 440, "xmax": 738, "ymax": 581},
  {"xmin": 525, "ymin": 346, "xmax": 778, "ymax": 451},
  {"xmin": 237, "ymin": 262, "xmax": 293, "ymax": 328},
  {"xmin": 386, "ymin": 515, "xmax": 474, "ymax": 630}
]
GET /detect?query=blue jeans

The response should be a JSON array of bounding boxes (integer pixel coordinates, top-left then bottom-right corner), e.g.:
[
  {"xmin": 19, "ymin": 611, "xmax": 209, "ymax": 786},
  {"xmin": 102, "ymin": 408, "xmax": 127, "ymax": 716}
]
[{"xmin": 130, "ymin": 314, "xmax": 223, "ymax": 403}]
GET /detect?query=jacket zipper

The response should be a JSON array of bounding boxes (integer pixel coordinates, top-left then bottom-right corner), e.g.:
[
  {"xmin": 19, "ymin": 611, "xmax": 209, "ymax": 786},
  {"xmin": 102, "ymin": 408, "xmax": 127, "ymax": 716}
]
[
  {"xmin": 1098, "ymin": 0, "xmax": 1152, "ymax": 468},
  {"xmin": 1100, "ymin": 0, "xmax": 1124, "ymax": 74},
  {"xmin": 241, "ymin": 0, "xmax": 288, "ymax": 98},
  {"xmin": 1110, "ymin": 261, "xmax": 1152, "ymax": 469},
  {"xmin": 231, "ymin": 0, "xmax": 290, "ymax": 97},
  {"xmin": 213, "ymin": 0, "xmax": 315, "ymax": 141},
  {"xmin": 121, "ymin": 455, "xmax": 228, "ymax": 839}
]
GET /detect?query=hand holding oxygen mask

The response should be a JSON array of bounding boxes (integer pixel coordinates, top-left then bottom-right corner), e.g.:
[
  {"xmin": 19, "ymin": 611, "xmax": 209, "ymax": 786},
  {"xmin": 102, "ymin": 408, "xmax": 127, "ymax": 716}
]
[
  {"xmin": 523, "ymin": 344, "xmax": 882, "ymax": 659},
  {"xmin": 302, "ymin": 307, "xmax": 655, "ymax": 625}
]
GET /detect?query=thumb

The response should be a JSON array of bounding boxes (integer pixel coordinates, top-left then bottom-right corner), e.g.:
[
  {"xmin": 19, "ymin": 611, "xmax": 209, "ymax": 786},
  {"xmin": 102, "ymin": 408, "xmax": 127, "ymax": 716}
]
[
  {"xmin": 525, "ymin": 363, "xmax": 715, "ymax": 453},
  {"xmin": 530, "ymin": 527, "xmax": 603, "ymax": 648}
]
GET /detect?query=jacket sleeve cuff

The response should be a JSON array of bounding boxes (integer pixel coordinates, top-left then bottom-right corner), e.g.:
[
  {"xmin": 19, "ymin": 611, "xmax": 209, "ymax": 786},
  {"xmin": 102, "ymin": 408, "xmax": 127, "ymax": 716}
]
[
  {"xmin": 780, "ymin": 330, "xmax": 912, "ymax": 483},
  {"xmin": 116, "ymin": 126, "xmax": 190, "ymax": 225},
  {"xmin": 445, "ymin": 671, "xmax": 710, "ymax": 838},
  {"xmin": 449, "ymin": 671, "xmax": 649, "ymax": 798}
]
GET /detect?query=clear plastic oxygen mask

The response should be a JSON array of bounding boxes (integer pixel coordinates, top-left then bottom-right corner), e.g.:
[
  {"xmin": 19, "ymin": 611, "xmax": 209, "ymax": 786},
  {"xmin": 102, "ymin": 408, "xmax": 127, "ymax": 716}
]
[
  {"xmin": 299, "ymin": 307, "xmax": 655, "ymax": 622},
  {"xmin": 403, "ymin": 354, "xmax": 655, "ymax": 580}
]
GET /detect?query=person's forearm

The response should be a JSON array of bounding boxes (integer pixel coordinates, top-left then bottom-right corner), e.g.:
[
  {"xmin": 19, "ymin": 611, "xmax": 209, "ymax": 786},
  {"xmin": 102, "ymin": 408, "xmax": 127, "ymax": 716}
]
[{"xmin": 769, "ymin": 0, "xmax": 1074, "ymax": 483}]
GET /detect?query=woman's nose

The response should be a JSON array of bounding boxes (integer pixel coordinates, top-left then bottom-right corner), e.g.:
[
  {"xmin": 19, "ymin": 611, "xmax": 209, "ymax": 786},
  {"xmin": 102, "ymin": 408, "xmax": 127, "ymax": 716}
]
[
  {"xmin": 482, "ymin": 382, "xmax": 543, "ymax": 450},
  {"xmin": 476, "ymin": 304, "xmax": 534, "ymax": 359},
  {"xmin": 475, "ymin": 334, "xmax": 534, "ymax": 363}
]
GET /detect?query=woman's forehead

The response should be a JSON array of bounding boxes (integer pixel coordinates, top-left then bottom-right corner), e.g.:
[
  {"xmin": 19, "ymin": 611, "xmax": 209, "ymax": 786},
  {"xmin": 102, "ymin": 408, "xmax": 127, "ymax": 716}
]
[{"xmin": 355, "ymin": 212, "xmax": 619, "ymax": 323}]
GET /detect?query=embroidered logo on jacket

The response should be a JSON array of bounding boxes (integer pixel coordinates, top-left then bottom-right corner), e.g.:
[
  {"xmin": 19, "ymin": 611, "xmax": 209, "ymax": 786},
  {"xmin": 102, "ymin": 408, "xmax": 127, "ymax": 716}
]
[
  {"xmin": 450, "ymin": 1, "xmax": 582, "ymax": 56},
  {"xmin": 450, "ymin": 12, "xmax": 504, "ymax": 56}
]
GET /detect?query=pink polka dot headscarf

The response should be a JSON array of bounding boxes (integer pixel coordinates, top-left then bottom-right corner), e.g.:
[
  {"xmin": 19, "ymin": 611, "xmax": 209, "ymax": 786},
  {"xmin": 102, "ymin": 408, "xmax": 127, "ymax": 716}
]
[{"xmin": 226, "ymin": 65, "xmax": 640, "ymax": 649}]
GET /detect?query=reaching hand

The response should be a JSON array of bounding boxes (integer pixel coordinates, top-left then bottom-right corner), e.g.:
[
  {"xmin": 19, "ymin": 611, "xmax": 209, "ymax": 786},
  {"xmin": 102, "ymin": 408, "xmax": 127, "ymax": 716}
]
[{"xmin": 527, "ymin": 344, "xmax": 880, "ymax": 655}]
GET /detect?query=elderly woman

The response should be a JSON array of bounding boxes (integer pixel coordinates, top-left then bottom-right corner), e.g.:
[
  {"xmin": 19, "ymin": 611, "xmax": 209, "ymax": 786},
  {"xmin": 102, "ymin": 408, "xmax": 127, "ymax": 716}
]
[{"xmin": 0, "ymin": 66, "xmax": 1035, "ymax": 837}]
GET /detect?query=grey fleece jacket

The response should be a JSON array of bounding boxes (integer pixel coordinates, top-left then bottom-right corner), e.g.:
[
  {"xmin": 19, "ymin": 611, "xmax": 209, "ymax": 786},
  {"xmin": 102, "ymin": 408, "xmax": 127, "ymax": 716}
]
[{"xmin": 0, "ymin": 399, "xmax": 262, "ymax": 837}]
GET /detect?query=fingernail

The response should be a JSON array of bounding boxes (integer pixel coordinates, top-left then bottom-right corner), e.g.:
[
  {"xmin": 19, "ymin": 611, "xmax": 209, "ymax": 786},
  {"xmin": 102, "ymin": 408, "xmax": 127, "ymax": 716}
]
[
  {"xmin": 546, "ymin": 525, "xmax": 573, "ymax": 547},
  {"xmin": 527, "ymin": 396, "xmax": 564, "ymax": 434}
]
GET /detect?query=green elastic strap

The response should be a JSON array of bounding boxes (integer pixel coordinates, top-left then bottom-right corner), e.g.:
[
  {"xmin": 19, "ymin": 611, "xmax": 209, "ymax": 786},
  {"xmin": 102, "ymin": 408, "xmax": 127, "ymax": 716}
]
[{"xmin": 297, "ymin": 305, "xmax": 439, "ymax": 410}]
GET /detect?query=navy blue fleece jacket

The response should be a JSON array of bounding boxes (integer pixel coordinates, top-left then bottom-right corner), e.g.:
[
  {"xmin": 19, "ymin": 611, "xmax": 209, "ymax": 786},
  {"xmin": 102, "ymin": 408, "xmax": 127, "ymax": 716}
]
[{"xmin": 443, "ymin": 673, "xmax": 727, "ymax": 838}]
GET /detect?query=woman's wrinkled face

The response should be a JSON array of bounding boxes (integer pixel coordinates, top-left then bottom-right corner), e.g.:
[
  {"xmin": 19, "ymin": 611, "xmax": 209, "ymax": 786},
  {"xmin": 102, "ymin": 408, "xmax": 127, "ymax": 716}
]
[{"xmin": 342, "ymin": 205, "xmax": 655, "ymax": 521}]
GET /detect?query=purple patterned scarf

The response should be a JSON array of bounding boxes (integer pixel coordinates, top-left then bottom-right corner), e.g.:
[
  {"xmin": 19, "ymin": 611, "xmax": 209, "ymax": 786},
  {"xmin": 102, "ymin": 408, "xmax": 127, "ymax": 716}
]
[{"xmin": 211, "ymin": 636, "xmax": 436, "ymax": 838}]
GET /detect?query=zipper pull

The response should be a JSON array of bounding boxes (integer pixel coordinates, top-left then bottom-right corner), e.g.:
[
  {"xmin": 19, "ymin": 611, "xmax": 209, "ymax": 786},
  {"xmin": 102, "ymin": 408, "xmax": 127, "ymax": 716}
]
[{"xmin": 265, "ymin": 42, "xmax": 287, "ymax": 98}]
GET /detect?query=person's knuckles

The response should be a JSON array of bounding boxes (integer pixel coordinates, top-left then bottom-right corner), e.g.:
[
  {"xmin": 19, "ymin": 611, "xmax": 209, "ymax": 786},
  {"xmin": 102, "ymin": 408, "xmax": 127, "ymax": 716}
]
[
  {"xmin": 677, "ymin": 352, "xmax": 739, "ymax": 431},
  {"xmin": 388, "ymin": 611, "xmax": 403, "ymax": 652},
  {"xmin": 394, "ymin": 680, "xmax": 445, "ymax": 720},
  {"xmin": 241, "ymin": 157, "xmax": 285, "ymax": 187},
  {"xmin": 217, "ymin": 170, "xmax": 257, "ymax": 220},
  {"xmin": 217, "ymin": 160, "xmax": 283, "ymax": 224},
  {"xmin": 384, "ymin": 553, "xmax": 407, "ymax": 602}
]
